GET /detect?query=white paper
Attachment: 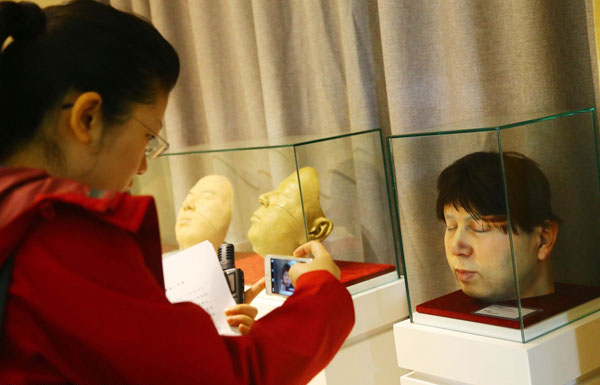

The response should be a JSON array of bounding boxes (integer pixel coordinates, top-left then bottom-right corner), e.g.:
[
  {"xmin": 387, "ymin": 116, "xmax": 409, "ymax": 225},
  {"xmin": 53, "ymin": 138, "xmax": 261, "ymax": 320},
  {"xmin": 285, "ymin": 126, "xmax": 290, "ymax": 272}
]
[
  {"xmin": 162, "ymin": 240, "xmax": 239, "ymax": 335},
  {"xmin": 473, "ymin": 304, "xmax": 540, "ymax": 320}
]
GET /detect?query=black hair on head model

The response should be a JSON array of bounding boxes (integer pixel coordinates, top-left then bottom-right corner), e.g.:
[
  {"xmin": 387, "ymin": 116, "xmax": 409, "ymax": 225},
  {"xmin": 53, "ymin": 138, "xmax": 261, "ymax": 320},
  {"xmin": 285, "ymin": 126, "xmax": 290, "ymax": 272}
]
[{"xmin": 436, "ymin": 151, "xmax": 560, "ymax": 234}]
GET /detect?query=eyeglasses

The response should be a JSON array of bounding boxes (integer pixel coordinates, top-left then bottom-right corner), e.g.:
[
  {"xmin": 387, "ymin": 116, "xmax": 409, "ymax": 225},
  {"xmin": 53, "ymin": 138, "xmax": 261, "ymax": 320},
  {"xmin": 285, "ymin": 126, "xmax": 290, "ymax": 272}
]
[
  {"xmin": 130, "ymin": 115, "xmax": 169, "ymax": 159},
  {"xmin": 61, "ymin": 103, "xmax": 169, "ymax": 159}
]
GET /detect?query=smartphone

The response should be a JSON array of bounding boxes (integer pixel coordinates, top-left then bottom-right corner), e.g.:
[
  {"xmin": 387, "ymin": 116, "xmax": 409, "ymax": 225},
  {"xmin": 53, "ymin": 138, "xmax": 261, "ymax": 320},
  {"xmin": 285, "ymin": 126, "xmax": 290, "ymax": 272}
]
[{"xmin": 264, "ymin": 254, "xmax": 312, "ymax": 297}]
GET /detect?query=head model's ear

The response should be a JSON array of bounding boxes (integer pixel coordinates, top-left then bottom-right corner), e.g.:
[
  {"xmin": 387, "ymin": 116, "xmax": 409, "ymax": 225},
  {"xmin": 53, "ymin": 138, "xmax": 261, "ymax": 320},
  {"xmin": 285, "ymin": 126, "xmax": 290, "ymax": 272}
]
[
  {"xmin": 69, "ymin": 92, "xmax": 103, "ymax": 144},
  {"xmin": 537, "ymin": 220, "xmax": 559, "ymax": 261},
  {"xmin": 308, "ymin": 217, "xmax": 333, "ymax": 241}
]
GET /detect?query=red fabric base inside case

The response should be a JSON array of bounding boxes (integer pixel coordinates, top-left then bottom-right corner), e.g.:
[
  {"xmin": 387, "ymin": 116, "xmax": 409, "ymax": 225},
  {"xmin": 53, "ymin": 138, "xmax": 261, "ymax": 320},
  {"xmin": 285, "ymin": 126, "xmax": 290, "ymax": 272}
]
[
  {"xmin": 235, "ymin": 252, "xmax": 396, "ymax": 286},
  {"xmin": 416, "ymin": 282, "xmax": 600, "ymax": 329}
]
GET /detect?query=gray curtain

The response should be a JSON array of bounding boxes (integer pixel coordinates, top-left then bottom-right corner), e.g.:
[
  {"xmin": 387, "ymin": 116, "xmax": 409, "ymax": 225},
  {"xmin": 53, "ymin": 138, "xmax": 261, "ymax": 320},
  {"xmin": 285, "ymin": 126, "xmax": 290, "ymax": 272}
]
[
  {"xmin": 110, "ymin": 0, "xmax": 383, "ymax": 146},
  {"xmin": 114, "ymin": 0, "xmax": 599, "ymax": 303}
]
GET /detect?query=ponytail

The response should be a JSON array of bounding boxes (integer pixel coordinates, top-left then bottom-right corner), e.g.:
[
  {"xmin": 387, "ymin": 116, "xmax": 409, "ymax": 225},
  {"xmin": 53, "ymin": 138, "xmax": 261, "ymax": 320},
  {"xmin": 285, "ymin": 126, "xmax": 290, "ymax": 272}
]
[
  {"xmin": 0, "ymin": 2, "xmax": 46, "ymax": 161},
  {"xmin": 0, "ymin": 1, "xmax": 45, "ymax": 51}
]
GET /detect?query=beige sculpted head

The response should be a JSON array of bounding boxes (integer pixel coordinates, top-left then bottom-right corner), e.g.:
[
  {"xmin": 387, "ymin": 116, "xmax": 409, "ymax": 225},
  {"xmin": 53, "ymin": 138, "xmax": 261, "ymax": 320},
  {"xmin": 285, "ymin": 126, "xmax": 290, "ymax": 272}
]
[
  {"xmin": 247, "ymin": 167, "xmax": 333, "ymax": 257},
  {"xmin": 176, "ymin": 175, "xmax": 234, "ymax": 251}
]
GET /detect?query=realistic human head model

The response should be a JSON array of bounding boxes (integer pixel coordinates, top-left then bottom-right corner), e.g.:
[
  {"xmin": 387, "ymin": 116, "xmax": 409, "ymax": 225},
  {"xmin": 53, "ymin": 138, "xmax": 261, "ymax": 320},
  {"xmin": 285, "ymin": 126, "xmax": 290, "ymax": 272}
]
[
  {"xmin": 176, "ymin": 175, "xmax": 233, "ymax": 251},
  {"xmin": 0, "ymin": 0, "xmax": 179, "ymax": 192},
  {"xmin": 247, "ymin": 167, "xmax": 333, "ymax": 257},
  {"xmin": 436, "ymin": 152, "xmax": 560, "ymax": 302}
]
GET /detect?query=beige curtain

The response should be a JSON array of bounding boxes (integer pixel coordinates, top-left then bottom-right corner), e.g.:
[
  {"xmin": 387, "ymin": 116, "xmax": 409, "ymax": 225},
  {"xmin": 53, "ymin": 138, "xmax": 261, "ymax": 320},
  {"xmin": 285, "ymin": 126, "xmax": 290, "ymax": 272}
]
[
  {"xmin": 109, "ymin": 0, "xmax": 598, "ymax": 140},
  {"xmin": 110, "ymin": 0, "xmax": 383, "ymax": 146},
  {"xmin": 113, "ymin": 0, "xmax": 599, "ymax": 303}
]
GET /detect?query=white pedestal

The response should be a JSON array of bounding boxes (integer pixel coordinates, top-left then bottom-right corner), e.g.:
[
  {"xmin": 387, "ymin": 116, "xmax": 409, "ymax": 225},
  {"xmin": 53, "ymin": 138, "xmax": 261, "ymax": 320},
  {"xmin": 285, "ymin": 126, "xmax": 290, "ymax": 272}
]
[
  {"xmin": 253, "ymin": 276, "xmax": 410, "ymax": 385},
  {"xmin": 393, "ymin": 311, "xmax": 600, "ymax": 385}
]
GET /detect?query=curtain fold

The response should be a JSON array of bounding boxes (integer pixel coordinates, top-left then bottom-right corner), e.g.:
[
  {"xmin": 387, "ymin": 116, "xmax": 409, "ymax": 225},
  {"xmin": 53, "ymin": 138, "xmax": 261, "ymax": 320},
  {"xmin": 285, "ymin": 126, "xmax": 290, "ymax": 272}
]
[
  {"xmin": 113, "ymin": 0, "xmax": 598, "ymax": 143},
  {"xmin": 378, "ymin": 0, "xmax": 596, "ymax": 134},
  {"xmin": 112, "ymin": 0, "xmax": 383, "ymax": 149}
]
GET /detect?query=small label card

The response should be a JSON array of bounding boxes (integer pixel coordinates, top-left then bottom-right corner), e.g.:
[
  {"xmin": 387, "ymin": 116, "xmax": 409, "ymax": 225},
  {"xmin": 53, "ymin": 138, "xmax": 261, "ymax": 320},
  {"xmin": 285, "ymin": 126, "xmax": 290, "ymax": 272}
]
[{"xmin": 472, "ymin": 304, "xmax": 541, "ymax": 321}]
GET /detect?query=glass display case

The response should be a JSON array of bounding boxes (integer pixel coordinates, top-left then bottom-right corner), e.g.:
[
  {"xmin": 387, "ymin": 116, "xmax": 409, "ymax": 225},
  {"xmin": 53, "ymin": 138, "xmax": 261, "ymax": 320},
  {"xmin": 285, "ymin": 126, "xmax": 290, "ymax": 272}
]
[
  {"xmin": 133, "ymin": 128, "xmax": 400, "ymax": 295},
  {"xmin": 387, "ymin": 108, "xmax": 600, "ymax": 342}
]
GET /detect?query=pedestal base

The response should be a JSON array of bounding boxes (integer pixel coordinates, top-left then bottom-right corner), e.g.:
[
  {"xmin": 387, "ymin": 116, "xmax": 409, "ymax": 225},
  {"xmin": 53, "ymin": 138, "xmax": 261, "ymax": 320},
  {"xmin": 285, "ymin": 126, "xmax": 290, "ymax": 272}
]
[
  {"xmin": 394, "ymin": 311, "xmax": 600, "ymax": 385},
  {"xmin": 400, "ymin": 368, "xmax": 600, "ymax": 385}
]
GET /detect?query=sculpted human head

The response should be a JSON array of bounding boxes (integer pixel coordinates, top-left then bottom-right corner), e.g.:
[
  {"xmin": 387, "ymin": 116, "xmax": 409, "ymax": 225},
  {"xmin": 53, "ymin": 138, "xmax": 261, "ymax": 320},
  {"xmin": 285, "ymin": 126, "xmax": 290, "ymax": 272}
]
[
  {"xmin": 436, "ymin": 152, "xmax": 559, "ymax": 302},
  {"xmin": 247, "ymin": 167, "xmax": 333, "ymax": 257},
  {"xmin": 176, "ymin": 175, "xmax": 233, "ymax": 251}
]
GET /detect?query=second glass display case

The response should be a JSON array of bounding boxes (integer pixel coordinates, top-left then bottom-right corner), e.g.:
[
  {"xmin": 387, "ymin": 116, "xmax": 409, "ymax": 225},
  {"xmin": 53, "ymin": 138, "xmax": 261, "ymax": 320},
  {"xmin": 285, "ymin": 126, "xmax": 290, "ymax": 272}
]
[
  {"xmin": 387, "ymin": 108, "xmax": 600, "ymax": 343},
  {"xmin": 134, "ymin": 128, "xmax": 400, "ymax": 295}
]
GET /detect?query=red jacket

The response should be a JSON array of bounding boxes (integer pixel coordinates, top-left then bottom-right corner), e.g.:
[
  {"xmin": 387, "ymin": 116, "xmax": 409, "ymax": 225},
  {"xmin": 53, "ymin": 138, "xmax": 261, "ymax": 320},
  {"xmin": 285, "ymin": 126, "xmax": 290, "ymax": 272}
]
[{"xmin": 0, "ymin": 167, "xmax": 355, "ymax": 385}]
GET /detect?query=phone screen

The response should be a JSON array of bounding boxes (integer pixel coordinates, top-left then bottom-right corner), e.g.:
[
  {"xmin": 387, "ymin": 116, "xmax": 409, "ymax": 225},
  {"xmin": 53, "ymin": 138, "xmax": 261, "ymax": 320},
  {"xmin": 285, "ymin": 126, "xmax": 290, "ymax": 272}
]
[{"xmin": 270, "ymin": 258, "xmax": 304, "ymax": 296}]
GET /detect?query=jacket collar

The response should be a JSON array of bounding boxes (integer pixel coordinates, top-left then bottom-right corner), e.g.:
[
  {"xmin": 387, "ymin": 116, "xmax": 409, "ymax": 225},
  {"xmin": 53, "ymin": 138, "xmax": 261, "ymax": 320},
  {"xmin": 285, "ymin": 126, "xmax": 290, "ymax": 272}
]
[{"xmin": 0, "ymin": 167, "xmax": 164, "ymax": 288}]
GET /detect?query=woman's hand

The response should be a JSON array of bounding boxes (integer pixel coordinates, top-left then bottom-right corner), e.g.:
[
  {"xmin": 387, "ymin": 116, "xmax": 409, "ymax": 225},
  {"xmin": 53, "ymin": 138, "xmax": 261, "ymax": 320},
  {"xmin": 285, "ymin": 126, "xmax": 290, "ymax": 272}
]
[
  {"xmin": 289, "ymin": 241, "xmax": 340, "ymax": 286},
  {"xmin": 243, "ymin": 277, "xmax": 265, "ymax": 304},
  {"xmin": 224, "ymin": 277, "xmax": 265, "ymax": 335},
  {"xmin": 225, "ymin": 304, "xmax": 258, "ymax": 335}
]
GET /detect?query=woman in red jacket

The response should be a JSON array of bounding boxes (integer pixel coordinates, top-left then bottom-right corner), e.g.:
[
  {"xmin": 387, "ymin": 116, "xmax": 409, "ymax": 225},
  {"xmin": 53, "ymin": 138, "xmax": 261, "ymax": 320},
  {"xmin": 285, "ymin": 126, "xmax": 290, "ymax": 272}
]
[{"xmin": 0, "ymin": 1, "xmax": 354, "ymax": 384}]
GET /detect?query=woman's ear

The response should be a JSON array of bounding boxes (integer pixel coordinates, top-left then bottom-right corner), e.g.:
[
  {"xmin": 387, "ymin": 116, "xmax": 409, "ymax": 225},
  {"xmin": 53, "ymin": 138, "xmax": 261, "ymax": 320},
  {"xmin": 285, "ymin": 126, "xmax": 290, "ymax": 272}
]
[
  {"xmin": 308, "ymin": 217, "xmax": 333, "ymax": 241},
  {"xmin": 68, "ymin": 92, "xmax": 103, "ymax": 144},
  {"xmin": 537, "ymin": 220, "xmax": 559, "ymax": 261}
]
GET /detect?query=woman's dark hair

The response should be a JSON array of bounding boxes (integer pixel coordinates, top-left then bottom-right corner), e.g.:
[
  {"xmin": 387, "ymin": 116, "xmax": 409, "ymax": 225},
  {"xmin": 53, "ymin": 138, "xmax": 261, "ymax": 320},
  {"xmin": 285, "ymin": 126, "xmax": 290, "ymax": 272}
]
[
  {"xmin": 282, "ymin": 263, "xmax": 291, "ymax": 274},
  {"xmin": 0, "ymin": 0, "xmax": 179, "ymax": 162},
  {"xmin": 436, "ymin": 151, "xmax": 560, "ymax": 234}
]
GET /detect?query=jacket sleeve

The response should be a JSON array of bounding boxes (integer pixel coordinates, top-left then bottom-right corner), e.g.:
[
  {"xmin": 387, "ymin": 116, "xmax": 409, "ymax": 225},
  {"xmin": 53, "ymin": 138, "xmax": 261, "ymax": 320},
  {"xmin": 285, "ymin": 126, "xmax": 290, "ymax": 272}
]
[
  {"xmin": 223, "ymin": 270, "xmax": 355, "ymax": 385},
  {"xmin": 6, "ymin": 208, "xmax": 355, "ymax": 385}
]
